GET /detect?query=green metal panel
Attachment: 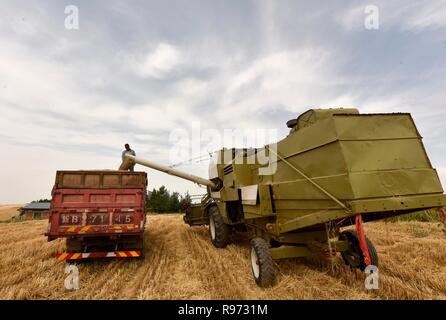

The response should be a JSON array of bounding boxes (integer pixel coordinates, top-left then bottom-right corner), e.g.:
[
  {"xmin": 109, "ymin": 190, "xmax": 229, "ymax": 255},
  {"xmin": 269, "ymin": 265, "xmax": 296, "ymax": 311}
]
[
  {"xmin": 216, "ymin": 201, "xmax": 230, "ymax": 224},
  {"xmin": 221, "ymin": 186, "xmax": 239, "ymax": 201},
  {"xmin": 233, "ymin": 164, "xmax": 256, "ymax": 187},
  {"xmin": 349, "ymin": 193, "xmax": 446, "ymax": 213},
  {"xmin": 270, "ymin": 240, "xmax": 350, "ymax": 259},
  {"xmin": 334, "ymin": 113, "xmax": 419, "ymax": 140},
  {"xmin": 278, "ymin": 209, "xmax": 351, "ymax": 233},
  {"xmin": 272, "ymin": 142, "xmax": 348, "ymax": 182},
  {"xmin": 243, "ymin": 205, "xmax": 264, "ymax": 219},
  {"xmin": 340, "ymin": 139, "xmax": 430, "ymax": 172},
  {"xmin": 270, "ymin": 246, "xmax": 313, "ymax": 259},
  {"xmin": 223, "ymin": 171, "xmax": 234, "ymax": 188},
  {"xmin": 273, "ymin": 199, "xmax": 344, "ymax": 211},
  {"xmin": 271, "ymin": 174, "xmax": 354, "ymax": 200},
  {"xmin": 278, "ymin": 117, "xmax": 339, "ymax": 162},
  {"xmin": 259, "ymin": 184, "xmax": 274, "ymax": 215},
  {"xmin": 349, "ymin": 168, "xmax": 443, "ymax": 198},
  {"xmin": 184, "ymin": 205, "xmax": 207, "ymax": 226},
  {"xmin": 278, "ymin": 230, "xmax": 329, "ymax": 244}
]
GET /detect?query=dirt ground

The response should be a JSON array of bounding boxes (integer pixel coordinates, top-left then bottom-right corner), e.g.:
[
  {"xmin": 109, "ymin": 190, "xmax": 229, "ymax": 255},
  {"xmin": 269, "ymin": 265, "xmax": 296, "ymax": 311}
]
[
  {"xmin": 0, "ymin": 214, "xmax": 445, "ymax": 300},
  {"xmin": 0, "ymin": 204, "xmax": 22, "ymax": 222}
]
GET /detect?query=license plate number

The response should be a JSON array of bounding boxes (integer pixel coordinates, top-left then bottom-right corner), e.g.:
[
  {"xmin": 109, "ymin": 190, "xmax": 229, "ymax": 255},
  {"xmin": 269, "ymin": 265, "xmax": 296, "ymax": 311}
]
[{"xmin": 87, "ymin": 213, "xmax": 109, "ymax": 225}]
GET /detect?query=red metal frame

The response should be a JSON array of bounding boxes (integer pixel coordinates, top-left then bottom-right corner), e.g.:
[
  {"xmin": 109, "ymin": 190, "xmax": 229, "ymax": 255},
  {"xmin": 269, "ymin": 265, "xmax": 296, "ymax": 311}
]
[
  {"xmin": 51, "ymin": 188, "xmax": 145, "ymax": 209},
  {"xmin": 46, "ymin": 188, "xmax": 146, "ymax": 239},
  {"xmin": 355, "ymin": 214, "xmax": 371, "ymax": 266},
  {"xmin": 55, "ymin": 251, "xmax": 142, "ymax": 260}
]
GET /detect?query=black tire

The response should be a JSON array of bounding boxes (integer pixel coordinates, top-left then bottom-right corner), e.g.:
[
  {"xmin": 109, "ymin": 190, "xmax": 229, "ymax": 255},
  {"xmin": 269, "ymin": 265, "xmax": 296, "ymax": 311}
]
[
  {"xmin": 138, "ymin": 236, "xmax": 145, "ymax": 259},
  {"xmin": 339, "ymin": 230, "xmax": 378, "ymax": 271},
  {"xmin": 208, "ymin": 206, "xmax": 229, "ymax": 248},
  {"xmin": 250, "ymin": 238, "xmax": 276, "ymax": 288}
]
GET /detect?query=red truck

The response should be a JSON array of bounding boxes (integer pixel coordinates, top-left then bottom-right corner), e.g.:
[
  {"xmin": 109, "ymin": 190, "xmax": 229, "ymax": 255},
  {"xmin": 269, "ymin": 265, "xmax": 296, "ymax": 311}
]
[{"xmin": 45, "ymin": 170, "xmax": 147, "ymax": 260}]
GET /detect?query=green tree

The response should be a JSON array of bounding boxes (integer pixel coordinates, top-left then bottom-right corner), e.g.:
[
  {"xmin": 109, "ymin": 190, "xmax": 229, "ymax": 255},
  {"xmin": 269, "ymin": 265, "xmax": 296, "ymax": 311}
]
[
  {"xmin": 169, "ymin": 192, "xmax": 181, "ymax": 212},
  {"xmin": 147, "ymin": 188, "xmax": 157, "ymax": 212},
  {"xmin": 31, "ymin": 199, "xmax": 51, "ymax": 203},
  {"xmin": 156, "ymin": 186, "xmax": 171, "ymax": 212},
  {"xmin": 147, "ymin": 187, "xmax": 190, "ymax": 213},
  {"xmin": 180, "ymin": 192, "xmax": 192, "ymax": 213}
]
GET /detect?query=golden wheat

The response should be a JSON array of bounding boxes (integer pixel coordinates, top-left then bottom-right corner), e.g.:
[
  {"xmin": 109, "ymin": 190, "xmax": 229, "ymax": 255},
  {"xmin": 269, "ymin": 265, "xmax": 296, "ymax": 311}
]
[
  {"xmin": 0, "ymin": 205, "xmax": 22, "ymax": 221},
  {"xmin": 0, "ymin": 215, "xmax": 444, "ymax": 300}
]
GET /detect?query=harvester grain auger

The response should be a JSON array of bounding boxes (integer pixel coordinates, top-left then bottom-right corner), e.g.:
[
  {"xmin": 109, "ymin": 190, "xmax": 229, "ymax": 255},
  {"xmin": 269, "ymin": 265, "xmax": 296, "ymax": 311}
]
[{"xmin": 121, "ymin": 108, "xmax": 446, "ymax": 287}]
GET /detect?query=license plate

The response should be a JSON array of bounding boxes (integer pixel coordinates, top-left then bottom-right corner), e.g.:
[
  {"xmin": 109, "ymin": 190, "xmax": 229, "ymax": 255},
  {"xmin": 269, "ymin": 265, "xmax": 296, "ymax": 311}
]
[
  {"xmin": 114, "ymin": 213, "xmax": 134, "ymax": 224},
  {"xmin": 59, "ymin": 213, "xmax": 82, "ymax": 225},
  {"xmin": 87, "ymin": 213, "xmax": 109, "ymax": 225}
]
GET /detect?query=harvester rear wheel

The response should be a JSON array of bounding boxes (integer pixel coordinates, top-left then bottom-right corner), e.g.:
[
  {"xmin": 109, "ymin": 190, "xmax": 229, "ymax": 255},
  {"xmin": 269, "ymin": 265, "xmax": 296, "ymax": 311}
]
[
  {"xmin": 208, "ymin": 206, "xmax": 229, "ymax": 248},
  {"xmin": 250, "ymin": 238, "xmax": 276, "ymax": 288},
  {"xmin": 339, "ymin": 230, "xmax": 378, "ymax": 271}
]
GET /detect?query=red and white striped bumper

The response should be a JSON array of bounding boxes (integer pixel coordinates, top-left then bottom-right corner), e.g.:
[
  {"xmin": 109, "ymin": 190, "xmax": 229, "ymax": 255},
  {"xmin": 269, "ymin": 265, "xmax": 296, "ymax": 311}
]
[
  {"xmin": 59, "ymin": 225, "xmax": 138, "ymax": 234},
  {"xmin": 55, "ymin": 251, "xmax": 142, "ymax": 260}
]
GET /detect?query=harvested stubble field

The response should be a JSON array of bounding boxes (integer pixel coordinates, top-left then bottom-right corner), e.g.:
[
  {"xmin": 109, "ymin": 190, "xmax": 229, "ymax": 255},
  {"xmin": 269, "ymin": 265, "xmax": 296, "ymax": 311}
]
[
  {"xmin": 0, "ymin": 214, "xmax": 445, "ymax": 300},
  {"xmin": 0, "ymin": 204, "xmax": 21, "ymax": 221}
]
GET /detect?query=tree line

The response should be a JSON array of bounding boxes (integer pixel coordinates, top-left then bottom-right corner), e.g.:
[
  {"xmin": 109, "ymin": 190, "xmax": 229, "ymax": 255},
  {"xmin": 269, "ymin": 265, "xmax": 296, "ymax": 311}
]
[
  {"xmin": 28, "ymin": 189, "xmax": 192, "ymax": 214},
  {"xmin": 146, "ymin": 186, "xmax": 192, "ymax": 213}
]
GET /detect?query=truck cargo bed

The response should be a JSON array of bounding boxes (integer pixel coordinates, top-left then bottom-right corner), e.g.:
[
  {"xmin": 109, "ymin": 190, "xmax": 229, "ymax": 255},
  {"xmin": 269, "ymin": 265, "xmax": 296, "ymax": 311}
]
[{"xmin": 45, "ymin": 170, "xmax": 148, "ymax": 259}]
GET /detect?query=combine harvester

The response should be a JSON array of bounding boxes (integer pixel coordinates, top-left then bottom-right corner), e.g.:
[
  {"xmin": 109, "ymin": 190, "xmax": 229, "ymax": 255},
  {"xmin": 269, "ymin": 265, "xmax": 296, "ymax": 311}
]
[
  {"xmin": 45, "ymin": 171, "xmax": 147, "ymax": 260},
  {"xmin": 121, "ymin": 108, "xmax": 446, "ymax": 287}
]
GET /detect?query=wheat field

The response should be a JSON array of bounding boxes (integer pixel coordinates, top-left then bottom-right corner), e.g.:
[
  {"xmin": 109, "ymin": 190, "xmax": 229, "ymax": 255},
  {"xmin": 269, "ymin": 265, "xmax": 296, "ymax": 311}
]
[
  {"xmin": 0, "ymin": 204, "xmax": 21, "ymax": 222},
  {"xmin": 0, "ymin": 214, "xmax": 445, "ymax": 300}
]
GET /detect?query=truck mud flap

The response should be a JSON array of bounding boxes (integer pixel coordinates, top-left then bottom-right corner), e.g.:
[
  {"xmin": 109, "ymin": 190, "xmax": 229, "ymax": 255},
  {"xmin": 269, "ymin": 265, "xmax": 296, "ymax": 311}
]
[{"xmin": 55, "ymin": 251, "xmax": 141, "ymax": 260}]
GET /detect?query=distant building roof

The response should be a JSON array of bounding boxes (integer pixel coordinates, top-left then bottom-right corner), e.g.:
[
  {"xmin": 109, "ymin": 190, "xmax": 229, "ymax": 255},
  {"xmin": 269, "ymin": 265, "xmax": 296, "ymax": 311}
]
[{"xmin": 22, "ymin": 202, "xmax": 51, "ymax": 210}]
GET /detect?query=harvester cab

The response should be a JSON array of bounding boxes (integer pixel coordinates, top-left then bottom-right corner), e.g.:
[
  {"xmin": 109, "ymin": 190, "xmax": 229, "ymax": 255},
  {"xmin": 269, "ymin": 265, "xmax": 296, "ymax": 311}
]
[
  {"xmin": 122, "ymin": 107, "xmax": 446, "ymax": 287},
  {"xmin": 286, "ymin": 108, "xmax": 360, "ymax": 133}
]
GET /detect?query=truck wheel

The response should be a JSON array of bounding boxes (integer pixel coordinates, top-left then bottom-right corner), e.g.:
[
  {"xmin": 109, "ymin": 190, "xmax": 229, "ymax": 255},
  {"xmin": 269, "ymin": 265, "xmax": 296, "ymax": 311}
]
[
  {"xmin": 139, "ymin": 237, "xmax": 145, "ymax": 259},
  {"xmin": 208, "ymin": 206, "xmax": 229, "ymax": 248},
  {"xmin": 339, "ymin": 230, "xmax": 379, "ymax": 271},
  {"xmin": 250, "ymin": 238, "xmax": 276, "ymax": 288}
]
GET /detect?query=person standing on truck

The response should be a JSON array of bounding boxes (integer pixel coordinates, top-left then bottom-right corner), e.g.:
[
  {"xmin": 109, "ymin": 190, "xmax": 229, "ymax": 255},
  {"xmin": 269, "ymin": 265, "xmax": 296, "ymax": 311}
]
[{"xmin": 122, "ymin": 144, "xmax": 136, "ymax": 172}]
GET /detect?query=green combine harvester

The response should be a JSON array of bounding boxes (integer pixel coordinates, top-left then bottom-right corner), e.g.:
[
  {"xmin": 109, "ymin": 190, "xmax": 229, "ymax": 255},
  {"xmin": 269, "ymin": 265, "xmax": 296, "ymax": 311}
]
[{"xmin": 122, "ymin": 108, "xmax": 446, "ymax": 287}]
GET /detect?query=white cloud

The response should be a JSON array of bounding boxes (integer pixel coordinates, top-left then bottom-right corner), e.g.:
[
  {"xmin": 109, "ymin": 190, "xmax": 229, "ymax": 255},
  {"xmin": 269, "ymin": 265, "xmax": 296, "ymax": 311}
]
[
  {"xmin": 0, "ymin": 1, "xmax": 446, "ymax": 203},
  {"xmin": 218, "ymin": 48, "xmax": 340, "ymax": 123},
  {"xmin": 139, "ymin": 43, "xmax": 182, "ymax": 79},
  {"xmin": 402, "ymin": 1, "xmax": 446, "ymax": 31},
  {"xmin": 11, "ymin": 16, "xmax": 36, "ymax": 36},
  {"xmin": 338, "ymin": 1, "xmax": 446, "ymax": 32},
  {"xmin": 337, "ymin": 6, "xmax": 365, "ymax": 31}
]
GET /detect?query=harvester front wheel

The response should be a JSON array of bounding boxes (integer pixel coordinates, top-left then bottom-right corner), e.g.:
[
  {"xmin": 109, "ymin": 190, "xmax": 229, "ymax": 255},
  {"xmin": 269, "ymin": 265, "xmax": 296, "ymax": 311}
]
[
  {"xmin": 340, "ymin": 230, "xmax": 378, "ymax": 271},
  {"xmin": 208, "ymin": 206, "xmax": 229, "ymax": 248},
  {"xmin": 250, "ymin": 238, "xmax": 276, "ymax": 288}
]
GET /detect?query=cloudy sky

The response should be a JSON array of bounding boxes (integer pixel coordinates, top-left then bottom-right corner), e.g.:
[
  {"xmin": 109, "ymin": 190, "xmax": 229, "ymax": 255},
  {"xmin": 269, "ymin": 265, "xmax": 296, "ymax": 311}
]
[{"xmin": 0, "ymin": 0, "xmax": 445, "ymax": 203}]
